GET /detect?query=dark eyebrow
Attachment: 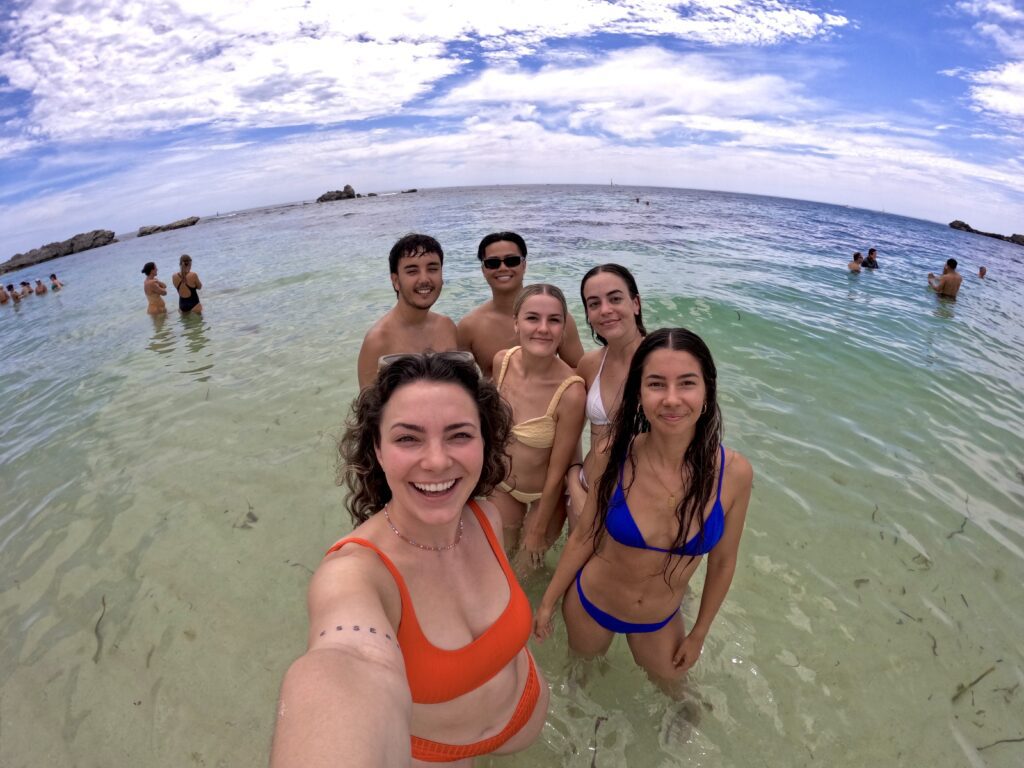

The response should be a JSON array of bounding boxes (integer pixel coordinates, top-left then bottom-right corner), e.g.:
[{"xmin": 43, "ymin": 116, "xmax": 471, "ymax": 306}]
[{"xmin": 389, "ymin": 422, "xmax": 477, "ymax": 432}]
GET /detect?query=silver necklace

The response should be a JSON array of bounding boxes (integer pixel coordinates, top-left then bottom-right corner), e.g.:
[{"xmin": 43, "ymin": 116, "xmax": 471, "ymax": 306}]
[{"xmin": 383, "ymin": 504, "xmax": 463, "ymax": 551}]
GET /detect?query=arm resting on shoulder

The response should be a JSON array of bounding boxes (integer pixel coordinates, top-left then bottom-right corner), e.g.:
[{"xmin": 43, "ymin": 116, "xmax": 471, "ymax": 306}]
[{"xmin": 559, "ymin": 315, "xmax": 585, "ymax": 368}]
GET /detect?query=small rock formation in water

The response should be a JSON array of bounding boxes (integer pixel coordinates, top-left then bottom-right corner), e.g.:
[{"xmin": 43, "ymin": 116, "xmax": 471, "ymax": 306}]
[
  {"xmin": 949, "ymin": 220, "xmax": 1024, "ymax": 247},
  {"xmin": 137, "ymin": 216, "xmax": 200, "ymax": 237},
  {"xmin": 1, "ymin": 229, "xmax": 118, "ymax": 274},
  {"xmin": 317, "ymin": 184, "xmax": 356, "ymax": 202},
  {"xmin": 367, "ymin": 193, "xmax": 378, "ymax": 197},
  {"xmin": 401, "ymin": 188, "xmax": 418, "ymax": 194}
]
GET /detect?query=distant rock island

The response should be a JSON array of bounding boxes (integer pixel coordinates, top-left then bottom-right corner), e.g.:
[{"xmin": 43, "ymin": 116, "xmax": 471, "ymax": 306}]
[
  {"xmin": 138, "ymin": 216, "xmax": 200, "ymax": 237},
  {"xmin": 1, "ymin": 229, "xmax": 117, "ymax": 274},
  {"xmin": 949, "ymin": 220, "xmax": 1024, "ymax": 247},
  {"xmin": 317, "ymin": 184, "xmax": 358, "ymax": 202}
]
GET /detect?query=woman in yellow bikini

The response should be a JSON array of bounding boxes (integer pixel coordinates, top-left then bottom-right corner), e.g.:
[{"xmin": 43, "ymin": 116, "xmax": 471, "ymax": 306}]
[{"xmin": 490, "ymin": 284, "xmax": 587, "ymax": 566}]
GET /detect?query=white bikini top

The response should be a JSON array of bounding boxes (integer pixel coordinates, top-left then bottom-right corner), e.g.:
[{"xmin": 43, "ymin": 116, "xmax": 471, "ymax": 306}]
[{"xmin": 585, "ymin": 349, "xmax": 610, "ymax": 426}]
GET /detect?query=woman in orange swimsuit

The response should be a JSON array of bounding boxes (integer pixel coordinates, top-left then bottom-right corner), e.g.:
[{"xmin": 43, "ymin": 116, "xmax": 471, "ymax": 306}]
[
  {"xmin": 271, "ymin": 353, "xmax": 548, "ymax": 766},
  {"xmin": 490, "ymin": 284, "xmax": 586, "ymax": 567}
]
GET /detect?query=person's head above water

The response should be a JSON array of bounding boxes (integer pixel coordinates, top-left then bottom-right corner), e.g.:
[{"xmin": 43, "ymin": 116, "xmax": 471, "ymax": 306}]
[
  {"xmin": 946, "ymin": 258, "xmax": 958, "ymax": 271},
  {"xmin": 477, "ymin": 232, "xmax": 527, "ymax": 262},
  {"xmin": 338, "ymin": 351, "xmax": 512, "ymax": 523},
  {"xmin": 852, "ymin": 252, "xmax": 863, "ymax": 262},
  {"xmin": 979, "ymin": 266, "xmax": 987, "ymax": 278},
  {"xmin": 388, "ymin": 233, "xmax": 444, "ymax": 274},
  {"xmin": 581, "ymin": 263, "xmax": 646, "ymax": 346},
  {"xmin": 142, "ymin": 262, "xmax": 157, "ymax": 276}
]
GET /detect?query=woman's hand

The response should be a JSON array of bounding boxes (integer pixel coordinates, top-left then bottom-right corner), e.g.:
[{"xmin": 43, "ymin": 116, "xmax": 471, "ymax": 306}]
[
  {"xmin": 672, "ymin": 630, "xmax": 706, "ymax": 674},
  {"xmin": 533, "ymin": 601, "xmax": 557, "ymax": 642},
  {"xmin": 520, "ymin": 526, "xmax": 548, "ymax": 569}
]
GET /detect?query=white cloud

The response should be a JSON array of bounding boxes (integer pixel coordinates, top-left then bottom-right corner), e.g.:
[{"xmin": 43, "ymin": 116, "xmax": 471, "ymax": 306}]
[
  {"xmin": 962, "ymin": 61, "xmax": 1024, "ymax": 118},
  {"xmin": 956, "ymin": 1, "xmax": 1024, "ymax": 22},
  {"xmin": 0, "ymin": 0, "xmax": 847, "ymax": 144}
]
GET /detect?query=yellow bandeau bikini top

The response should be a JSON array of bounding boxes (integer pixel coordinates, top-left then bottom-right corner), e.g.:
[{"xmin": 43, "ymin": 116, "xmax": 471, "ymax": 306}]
[{"xmin": 497, "ymin": 347, "xmax": 584, "ymax": 449}]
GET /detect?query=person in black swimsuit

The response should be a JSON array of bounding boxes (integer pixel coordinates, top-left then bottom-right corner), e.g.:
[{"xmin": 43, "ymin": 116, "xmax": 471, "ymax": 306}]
[{"xmin": 173, "ymin": 254, "xmax": 203, "ymax": 314}]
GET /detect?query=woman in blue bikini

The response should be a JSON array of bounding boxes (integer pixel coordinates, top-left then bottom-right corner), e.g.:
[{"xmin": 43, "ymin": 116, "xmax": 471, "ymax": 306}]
[{"xmin": 534, "ymin": 328, "xmax": 752, "ymax": 692}]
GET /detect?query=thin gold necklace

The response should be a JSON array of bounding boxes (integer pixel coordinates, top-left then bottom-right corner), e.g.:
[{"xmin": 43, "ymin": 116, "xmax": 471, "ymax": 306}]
[
  {"xmin": 644, "ymin": 443, "xmax": 684, "ymax": 511},
  {"xmin": 383, "ymin": 505, "xmax": 463, "ymax": 552}
]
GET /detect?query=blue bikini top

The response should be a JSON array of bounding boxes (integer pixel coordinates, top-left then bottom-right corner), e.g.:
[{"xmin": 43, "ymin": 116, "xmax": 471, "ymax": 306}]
[{"xmin": 606, "ymin": 445, "xmax": 726, "ymax": 556}]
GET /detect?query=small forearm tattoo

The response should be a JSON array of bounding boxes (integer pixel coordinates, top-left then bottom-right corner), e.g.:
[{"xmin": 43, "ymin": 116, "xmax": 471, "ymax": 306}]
[{"xmin": 318, "ymin": 625, "xmax": 393, "ymax": 642}]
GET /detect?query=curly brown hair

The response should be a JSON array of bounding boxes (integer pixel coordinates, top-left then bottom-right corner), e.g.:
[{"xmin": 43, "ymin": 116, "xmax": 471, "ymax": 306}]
[{"xmin": 337, "ymin": 352, "xmax": 512, "ymax": 523}]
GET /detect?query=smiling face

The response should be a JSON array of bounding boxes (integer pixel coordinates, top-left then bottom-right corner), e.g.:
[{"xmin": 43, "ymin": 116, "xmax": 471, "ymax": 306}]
[
  {"xmin": 514, "ymin": 292, "xmax": 566, "ymax": 357},
  {"xmin": 583, "ymin": 271, "xmax": 641, "ymax": 343},
  {"xmin": 640, "ymin": 348, "xmax": 707, "ymax": 437},
  {"xmin": 374, "ymin": 380, "xmax": 483, "ymax": 526},
  {"xmin": 391, "ymin": 250, "xmax": 443, "ymax": 309},
  {"xmin": 481, "ymin": 240, "xmax": 526, "ymax": 295}
]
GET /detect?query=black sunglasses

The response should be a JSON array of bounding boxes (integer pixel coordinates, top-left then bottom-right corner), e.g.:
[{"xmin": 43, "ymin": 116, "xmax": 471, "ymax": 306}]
[{"xmin": 482, "ymin": 255, "xmax": 523, "ymax": 270}]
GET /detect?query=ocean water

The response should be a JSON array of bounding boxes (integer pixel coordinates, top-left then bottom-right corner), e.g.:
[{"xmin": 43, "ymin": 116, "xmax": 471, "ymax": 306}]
[{"xmin": 1, "ymin": 184, "xmax": 1022, "ymax": 767}]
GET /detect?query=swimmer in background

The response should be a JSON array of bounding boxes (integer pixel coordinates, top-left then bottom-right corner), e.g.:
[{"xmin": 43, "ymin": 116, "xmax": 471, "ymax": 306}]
[
  {"xmin": 34, "ymin": 279, "xmax": 48, "ymax": 295},
  {"xmin": 848, "ymin": 252, "xmax": 863, "ymax": 272},
  {"xmin": 357, "ymin": 233, "xmax": 458, "ymax": 389},
  {"xmin": 567, "ymin": 264, "xmax": 647, "ymax": 527},
  {"xmin": 862, "ymin": 248, "xmax": 879, "ymax": 269},
  {"xmin": 19, "ymin": 282, "xmax": 32, "ymax": 297},
  {"xmin": 979, "ymin": 266, "xmax": 987, "ymax": 279},
  {"xmin": 491, "ymin": 284, "xmax": 586, "ymax": 564},
  {"xmin": 928, "ymin": 258, "xmax": 962, "ymax": 299},
  {"xmin": 142, "ymin": 262, "xmax": 168, "ymax": 315},
  {"xmin": 535, "ymin": 329, "xmax": 753, "ymax": 695},
  {"xmin": 173, "ymin": 254, "xmax": 203, "ymax": 315},
  {"xmin": 5, "ymin": 284, "xmax": 20, "ymax": 304},
  {"xmin": 50, "ymin": 273, "xmax": 63, "ymax": 290},
  {"xmin": 0, "ymin": 284, "xmax": 9, "ymax": 304},
  {"xmin": 271, "ymin": 353, "xmax": 547, "ymax": 766}
]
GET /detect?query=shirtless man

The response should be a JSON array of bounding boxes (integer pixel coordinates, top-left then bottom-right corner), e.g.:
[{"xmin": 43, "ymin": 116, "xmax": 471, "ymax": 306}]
[
  {"xmin": 6, "ymin": 284, "xmax": 20, "ymax": 304},
  {"xmin": 848, "ymin": 252, "xmax": 863, "ymax": 272},
  {"xmin": 0, "ymin": 284, "xmax": 9, "ymax": 304},
  {"xmin": 863, "ymin": 248, "xmax": 879, "ymax": 269},
  {"xmin": 356, "ymin": 233, "xmax": 458, "ymax": 388},
  {"xmin": 928, "ymin": 258, "xmax": 963, "ymax": 299},
  {"xmin": 979, "ymin": 266, "xmax": 987, "ymax": 279},
  {"xmin": 457, "ymin": 232, "xmax": 584, "ymax": 378},
  {"xmin": 34, "ymin": 279, "xmax": 48, "ymax": 295}
]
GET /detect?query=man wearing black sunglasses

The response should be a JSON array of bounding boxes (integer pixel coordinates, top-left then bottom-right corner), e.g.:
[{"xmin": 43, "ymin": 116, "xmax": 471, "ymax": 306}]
[
  {"xmin": 457, "ymin": 231, "xmax": 583, "ymax": 378},
  {"xmin": 357, "ymin": 233, "xmax": 459, "ymax": 388}
]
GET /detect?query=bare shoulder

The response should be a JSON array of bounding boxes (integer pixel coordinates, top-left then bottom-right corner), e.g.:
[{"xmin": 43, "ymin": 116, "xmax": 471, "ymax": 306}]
[
  {"xmin": 575, "ymin": 348, "xmax": 602, "ymax": 383},
  {"xmin": 492, "ymin": 348, "xmax": 511, "ymax": 377},
  {"xmin": 430, "ymin": 312, "xmax": 459, "ymax": 347},
  {"xmin": 724, "ymin": 448, "xmax": 753, "ymax": 489},
  {"xmin": 472, "ymin": 498, "xmax": 506, "ymax": 550}
]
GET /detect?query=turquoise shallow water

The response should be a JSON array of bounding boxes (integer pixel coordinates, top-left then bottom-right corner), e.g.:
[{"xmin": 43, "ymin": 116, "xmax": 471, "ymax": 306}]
[{"xmin": 1, "ymin": 185, "xmax": 1023, "ymax": 767}]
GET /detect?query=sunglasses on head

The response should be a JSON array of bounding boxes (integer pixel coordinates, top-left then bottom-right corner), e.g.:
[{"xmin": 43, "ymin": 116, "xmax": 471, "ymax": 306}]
[{"xmin": 482, "ymin": 255, "xmax": 523, "ymax": 270}]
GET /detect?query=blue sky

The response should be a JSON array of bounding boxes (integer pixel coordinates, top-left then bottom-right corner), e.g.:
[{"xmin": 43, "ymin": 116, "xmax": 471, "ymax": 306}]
[{"xmin": 1, "ymin": 0, "xmax": 1022, "ymax": 256}]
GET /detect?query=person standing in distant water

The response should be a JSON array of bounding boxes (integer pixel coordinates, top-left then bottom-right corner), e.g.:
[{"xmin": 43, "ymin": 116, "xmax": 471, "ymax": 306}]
[
  {"xmin": 173, "ymin": 254, "xmax": 203, "ymax": 315},
  {"xmin": 848, "ymin": 253, "xmax": 863, "ymax": 273},
  {"xmin": 457, "ymin": 232, "xmax": 584, "ymax": 378},
  {"xmin": 862, "ymin": 248, "xmax": 879, "ymax": 269},
  {"xmin": 50, "ymin": 273, "xmax": 63, "ymax": 290},
  {"xmin": 356, "ymin": 233, "xmax": 459, "ymax": 389},
  {"xmin": 34, "ymin": 279, "xmax": 48, "ymax": 295},
  {"xmin": 0, "ymin": 284, "xmax": 9, "ymax": 304},
  {"xmin": 979, "ymin": 266, "xmax": 987, "ymax": 279},
  {"xmin": 928, "ymin": 258, "xmax": 962, "ymax": 299},
  {"xmin": 5, "ymin": 284, "xmax": 19, "ymax": 304},
  {"xmin": 19, "ymin": 282, "xmax": 32, "ymax": 297},
  {"xmin": 142, "ymin": 262, "xmax": 168, "ymax": 315}
]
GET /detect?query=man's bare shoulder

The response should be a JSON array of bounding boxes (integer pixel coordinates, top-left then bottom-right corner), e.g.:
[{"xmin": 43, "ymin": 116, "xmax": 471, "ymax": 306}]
[
  {"xmin": 361, "ymin": 309, "xmax": 398, "ymax": 345},
  {"xmin": 458, "ymin": 300, "xmax": 499, "ymax": 327}
]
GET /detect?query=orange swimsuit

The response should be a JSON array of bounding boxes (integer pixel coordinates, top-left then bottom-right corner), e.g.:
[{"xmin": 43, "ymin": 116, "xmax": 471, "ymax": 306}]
[{"xmin": 326, "ymin": 500, "xmax": 539, "ymax": 762}]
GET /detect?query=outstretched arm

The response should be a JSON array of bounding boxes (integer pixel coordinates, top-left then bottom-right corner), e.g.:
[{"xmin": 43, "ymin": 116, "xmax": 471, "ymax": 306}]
[
  {"xmin": 271, "ymin": 552, "xmax": 412, "ymax": 768},
  {"xmin": 673, "ymin": 451, "xmax": 753, "ymax": 672}
]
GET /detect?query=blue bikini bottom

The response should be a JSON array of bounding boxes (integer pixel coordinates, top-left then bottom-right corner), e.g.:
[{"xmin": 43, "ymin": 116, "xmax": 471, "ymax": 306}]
[{"xmin": 575, "ymin": 569, "xmax": 678, "ymax": 634}]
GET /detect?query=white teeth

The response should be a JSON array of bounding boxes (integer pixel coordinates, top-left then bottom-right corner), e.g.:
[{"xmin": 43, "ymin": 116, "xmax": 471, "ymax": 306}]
[{"xmin": 413, "ymin": 480, "xmax": 456, "ymax": 493}]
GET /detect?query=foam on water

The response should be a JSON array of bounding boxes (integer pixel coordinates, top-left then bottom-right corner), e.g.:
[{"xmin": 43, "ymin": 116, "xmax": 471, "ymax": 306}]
[{"xmin": 1, "ymin": 185, "xmax": 1022, "ymax": 766}]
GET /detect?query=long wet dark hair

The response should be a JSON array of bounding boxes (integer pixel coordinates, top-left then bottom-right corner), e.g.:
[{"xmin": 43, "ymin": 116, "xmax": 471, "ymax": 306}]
[
  {"xmin": 592, "ymin": 328, "xmax": 723, "ymax": 574},
  {"xmin": 580, "ymin": 263, "xmax": 646, "ymax": 346},
  {"xmin": 338, "ymin": 352, "xmax": 512, "ymax": 523}
]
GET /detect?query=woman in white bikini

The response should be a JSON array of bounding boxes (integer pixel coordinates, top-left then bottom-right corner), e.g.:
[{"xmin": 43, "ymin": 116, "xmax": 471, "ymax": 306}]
[
  {"xmin": 490, "ymin": 284, "xmax": 587, "ymax": 565},
  {"xmin": 567, "ymin": 264, "xmax": 646, "ymax": 525}
]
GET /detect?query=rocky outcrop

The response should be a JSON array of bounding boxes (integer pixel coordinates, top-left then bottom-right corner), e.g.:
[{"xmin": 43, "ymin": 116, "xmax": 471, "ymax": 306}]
[
  {"xmin": 317, "ymin": 184, "xmax": 356, "ymax": 202},
  {"xmin": 1, "ymin": 230, "xmax": 117, "ymax": 274},
  {"xmin": 949, "ymin": 220, "xmax": 1024, "ymax": 247},
  {"xmin": 401, "ymin": 188, "xmax": 418, "ymax": 194},
  {"xmin": 138, "ymin": 216, "xmax": 200, "ymax": 237}
]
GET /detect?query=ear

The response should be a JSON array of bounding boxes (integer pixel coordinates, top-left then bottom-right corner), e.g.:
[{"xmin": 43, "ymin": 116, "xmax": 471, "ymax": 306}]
[
  {"xmin": 374, "ymin": 442, "xmax": 384, "ymax": 467},
  {"xmin": 390, "ymin": 273, "xmax": 399, "ymax": 292}
]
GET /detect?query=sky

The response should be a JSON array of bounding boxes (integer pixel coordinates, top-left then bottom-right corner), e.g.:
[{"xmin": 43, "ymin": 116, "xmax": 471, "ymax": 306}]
[{"xmin": 1, "ymin": 0, "xmax": 1023, "ymax": 256}]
